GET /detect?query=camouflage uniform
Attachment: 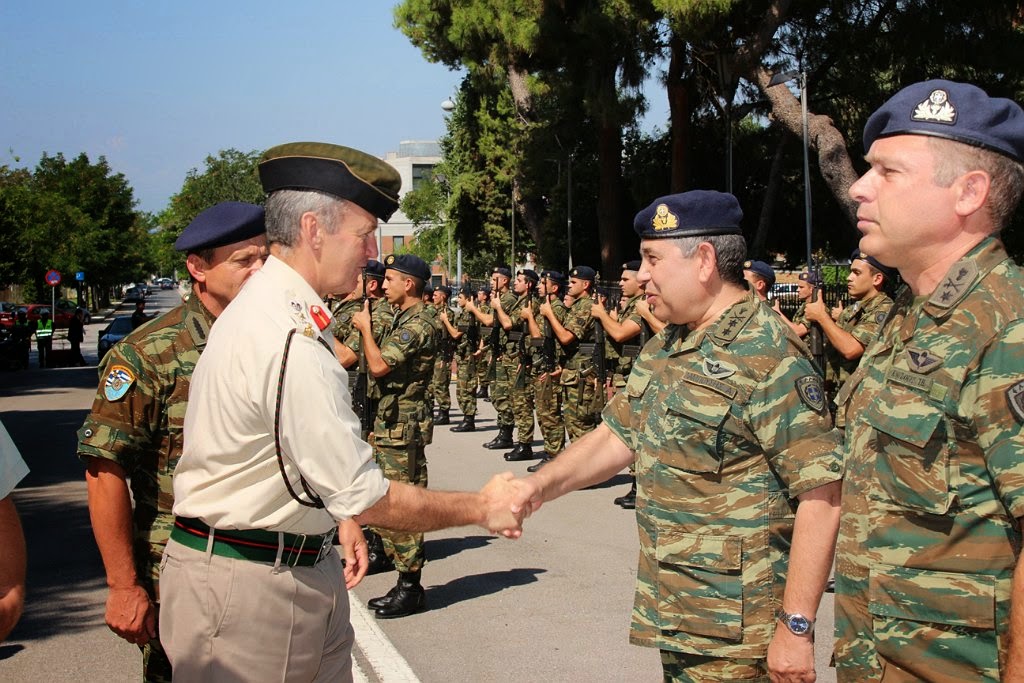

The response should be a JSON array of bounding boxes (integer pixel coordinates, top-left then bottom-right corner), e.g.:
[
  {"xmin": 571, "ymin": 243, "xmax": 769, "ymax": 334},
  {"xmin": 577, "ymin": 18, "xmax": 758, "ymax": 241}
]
[
  {"xmin": 453, "ymin": 306, "xmax": 479, "ymax": 417},
  {"xmin": 833, "ymin": 237, "xmax": 1024, "ymax": 681},
  {"xmin": 371, "ymin": 300, "xmax": 437, "ymax": 573},
  {"xmin": 76, "ymin": 294, "xmax": 216, "ymax": 683},
  {"xmin": 331, "ymin": 297, "xmax": 363, "ymax": 399},
  {"xmin": 534, "ymin": 297, "xmax": 568, "ymax": 456},
  {"xmin": 561, "ymin": 294, "xmax": 601, "ymax": 440},
  {"xmin": 506, "ymin": 294, "xmax": 535, "ymax": 446},
  {"xmin": 791, "ymin": 300, "xmax": 810, "ymax": 329},
  {"xmin": 429, "ymin": 303, "xmax": 453, "ymax": 414},
  {"xmin": 343, "ymin": 297, "xmax": 395, "ymax": 432},
  {"xmin": 601, "ymin": 293, "xmax": 841, "ymax": 674},
  {"xmin": 421, "ymin": 303, "xmax": 444, "ymax": 417},
  {"xmin": 609, "ymin": 294, "xmax": 646, "ymax": 391},
  {"xmin": 491, "ymin": 292, "xmax": 519, "ymax": 430},
  {"xmin": 475, "ymin": 299, "xmax": 493, "ymax": 393},
  {"xmin": 824, "ymin": 291, "xmax": 893, "ymax": 390}
]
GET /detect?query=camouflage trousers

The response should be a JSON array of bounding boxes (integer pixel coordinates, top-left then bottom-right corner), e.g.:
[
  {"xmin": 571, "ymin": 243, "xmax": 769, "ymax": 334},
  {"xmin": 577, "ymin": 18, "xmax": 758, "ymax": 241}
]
[
  {"xmin": 511, "ymin": 364, "xmax": 537, "ymax": 444},
  {"xmin": 455, "ymin": 354, "xmax": 478, "ymax": 416},
  {"xmin": 659, "ymin": 650, "xmax": 768, "ymax": 682},
  {"xmin": 143, "ymin": 617, "xmax": 173, "ymax": 683},
  {"xmin": 476, "ymin": 349, "xmax": 492, "ymax": 389},
  {"xmin": 533, "ymin": 371, "xmax": 564, "ymax": 456},
  {"xmin": 491, "ymin": 354, "xmax": 516, "ymax": 428},
  {"xmin": 431, "ymin": 356, "xmax": 452, "ymax": 411},
  {"xmin": 561, "ymin": 367, "xmax": 602, "ymax": 441},
  {"xmin": 371, "ymin": 438, "xmax": 428, "ymax": 573},
  {"xmin": 142, "ymin": 545, "xmax": 172, "ymax": 682}
]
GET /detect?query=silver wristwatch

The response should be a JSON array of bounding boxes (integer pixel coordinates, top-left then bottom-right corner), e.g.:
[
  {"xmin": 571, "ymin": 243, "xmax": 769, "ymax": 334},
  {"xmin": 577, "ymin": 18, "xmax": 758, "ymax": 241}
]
[{"xmin": 777, "ymin": 609, "xmax": 814, "ymax": 635}]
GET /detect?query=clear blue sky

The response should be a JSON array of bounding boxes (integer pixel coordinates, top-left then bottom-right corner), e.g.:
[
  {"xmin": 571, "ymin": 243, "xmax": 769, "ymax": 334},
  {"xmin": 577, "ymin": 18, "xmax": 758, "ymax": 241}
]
[{"xmin": 1, "ymin": 2, "xmax": 465, "ymax": 214}]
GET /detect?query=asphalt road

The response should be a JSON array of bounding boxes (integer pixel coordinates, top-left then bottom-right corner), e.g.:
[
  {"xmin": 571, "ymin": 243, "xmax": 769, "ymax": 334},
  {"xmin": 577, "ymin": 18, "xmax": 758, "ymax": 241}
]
[{"xmin": 0, "ymin": 287, "xmax": 836, "ymax": 682}]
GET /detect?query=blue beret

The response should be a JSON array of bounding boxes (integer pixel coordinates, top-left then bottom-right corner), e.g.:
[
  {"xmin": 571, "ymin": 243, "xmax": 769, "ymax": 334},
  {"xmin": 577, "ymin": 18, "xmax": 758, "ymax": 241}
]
[
  {"xmin": 798, "ymin": 271, "xmax": 822, "ymax": 286},
  {"xmin": 518, "ymin": 269, "xmax": 539, "ymax": 283},
  {"xmin": 259, "ymin": 142, "xmax": 402, "ymax": 221},
  {"xmin": 864, "ymin": 80, "xmax": 1024, "ymax": 162},
  {"xmin": 634, "ymin": 190, "xmax": 743, "ymax": 239},
  {"xmin": 174, "ymin": 201, "xmax": 265, "ymax": 253},
  {"xmin": 569, "ymin": 266, "xmax": 596, "ymax": 282},
  {"xmin": 743, "ymin": 260, "xmax": 776, "ymax": 288},
  {"xmin": 850, "ymin": 249, "xmax": 897, "ymax": 281},
  {"xmin": 479, "ymin": 284, "xmax": 492, "ymax": 294},
  {"xmin": 384, "ymin": 253, "xmax": 431, "ymax": 283},
  {"xmin": 540, "ymin": 269, "xmax": 564, "ymax": 282},
  {"xmin": 622, "ymin": 260, "xmax": 642, "ymax": 272},
  {"xmin": 364, "ymin": 259, "xmax": 386, "ymax": 280},
  {"xmin": 459, "ymin": 284, "xmax": 474, "ymax": 298},
  {"xmin": 492, "ymin": 266, "xmax": 512, "ymax": 279},
  {"xmin": 435, "ymin": 285, "xmax": 452, "ymax": 297}
]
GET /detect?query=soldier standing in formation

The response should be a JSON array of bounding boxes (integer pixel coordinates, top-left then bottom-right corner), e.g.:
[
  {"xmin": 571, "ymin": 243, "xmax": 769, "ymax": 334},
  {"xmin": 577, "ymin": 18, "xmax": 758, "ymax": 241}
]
[
  {"xmin": 354, "ymin": 254, "xmax": 438, "ymax": 619},
  {"xmin": 804, "ymin": 249, "xmax": 895, "ymax": 396},
  {"xmin": 833, "ymin": 80, "xmax": 1024, "ymax": 680},
  {"xmin": 523, "ymin": 270, "xmax": 568, "ymax": 472},
  {"xmin": 775, "ymin": 271, "xmax": 819, "ymax": 338},
  {"xmin": 592, "ymin": 260, "xmax": 648, "ymax": 508},
  {"xmin": 79, "ymin": 202, "xmax": 267, "ymax": 682},
  {"xmin": 444, "ymin": 284, "xmax": 480, "ymax": 432},
  {"xmin": 742, "ymin": 259, "xmax": 776, "ymax": 303},
  {"xmin": 430, "ymin": 285, "xmax": 453, "ymax": 425},
  {"xmin": 540, "ymin": 266, "xmax": 601, "ymax": 441},
  {"xmin": 502, "ymin": 269, "xmax": 539, "ymax": 462},
  {"xmin": 509, "ymin": 190, "xmax": 841, "ymax": 682},
  {"xmin": 330, "ymin": 259, "xmax": 386, "ymax": 428},
  {"xmin": 472, "ymin": 284, "xmax": 492, "ymax": 400},
  {"xmin": 473, "ymin": 267, "xmax": 517, "ymax": 451}
]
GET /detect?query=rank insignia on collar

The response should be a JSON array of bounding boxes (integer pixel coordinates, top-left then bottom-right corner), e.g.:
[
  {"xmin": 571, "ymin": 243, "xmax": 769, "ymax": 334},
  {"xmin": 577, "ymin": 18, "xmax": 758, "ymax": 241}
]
[
  {"xmin": 104, "ymin": 364, "xmax": 136, "ymax": 401},
  {"xmin": 929, "ymin": 260, "xmax": 978, "ymax": 308},
  {"xmin": 796, "ymin": 375, "xmax": 827, "ymax": 414},
  {"xmin": 703, "ymin": 358, "xmax": 735, "ymax": 379},
  {"xmin": 912, "ymin": 89, "xmax": 957, "ymax": 124},
  {"xmin": 1007, "ymin": 380, "xmax": 1024, "ymax": 425},
  {"xmin": 309, "ymin": 305, "xmax": 331, "ymax": 331},
  {"xmin": 302, "ymin": 324, "xmax": 315, "ymax": 338},
  {"xmin": 905, "ymin": 347, "xmax": 942, "ymax": 374}
]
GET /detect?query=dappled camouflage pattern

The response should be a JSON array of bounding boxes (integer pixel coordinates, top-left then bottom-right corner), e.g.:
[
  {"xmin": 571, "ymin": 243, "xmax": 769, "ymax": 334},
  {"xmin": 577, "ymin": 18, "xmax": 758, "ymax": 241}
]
[
  {"xmin": 825, "ymin": 291, "xmax": 893, "ymax": 388},
  {"xmin": 561, "ymin": 295, "xmax": 600, "ymax": 439},
  {"xmin": 506, "ymin": 294, "xmax": 536, "ymax": 444},
  {"xmin": 454, "ymin": 306, "xmax": 478, "ymax": 416},
  {"xmin": 344, "ymin": 297, "xmax": 395, "ymax": 404},
  {"xmin": 609, "ymin": 294, "xmax": 645, "ymax": 389},
  {"xmin": 475, "ymin": 300, "xmax": 493, "ymax": 391},
  {"xmin": 603, "ymin": 292, "xmax": 841, "ymax": 658},
  {"xmin": 535, "ymin": 297, "xmax": 568, "ymax": 456},
  {"xmin": 77, "ymin": 294, "xmax": 215, "ymax": 683},
  {"xmin": 371, "ymin": 300, "xmax": 436, "ymax": 573},
  {"xmin": 330, "ymin": 297, "xmax": 361, "ymax": 342},
  {"xmin": 791, "ymin": 301, "xmax": 809, "ymax": 328},
  {"xmin": 834, "ymin": 237, "xmax": 1024, "ymax": 681},
  {"xmin": 490, "ymin": 292, "xmax": 519, "ymax": 429},
  {"xmin": 428, "ymin": 304, "xmax": 452, "ymax": 412}
]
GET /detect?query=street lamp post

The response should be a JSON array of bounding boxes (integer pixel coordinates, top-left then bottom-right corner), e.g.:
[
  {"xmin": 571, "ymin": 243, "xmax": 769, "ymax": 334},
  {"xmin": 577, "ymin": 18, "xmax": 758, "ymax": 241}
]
[{"xmin": 440, "ymin": 98, "xmax": 460, "ymax": 283}]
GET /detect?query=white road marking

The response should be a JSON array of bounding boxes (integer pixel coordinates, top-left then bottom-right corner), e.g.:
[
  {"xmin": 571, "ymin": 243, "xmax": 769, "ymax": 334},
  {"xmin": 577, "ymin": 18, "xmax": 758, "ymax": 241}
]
[{"xmin": 350, "ymin": 594, "xmax": 421, "ymax": 682}]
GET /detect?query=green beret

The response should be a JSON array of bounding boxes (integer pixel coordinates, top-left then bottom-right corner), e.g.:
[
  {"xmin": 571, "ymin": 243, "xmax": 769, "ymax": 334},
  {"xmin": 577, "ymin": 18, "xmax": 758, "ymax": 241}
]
[{"xmin": 258, "ymin": 142, "xmax": 402, "ymax": 221}]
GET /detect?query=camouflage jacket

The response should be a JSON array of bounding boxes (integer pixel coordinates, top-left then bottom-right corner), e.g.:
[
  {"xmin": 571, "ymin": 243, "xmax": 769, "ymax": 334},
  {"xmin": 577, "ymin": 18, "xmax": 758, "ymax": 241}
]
[
  {"xmin": 454, "ymin": 306, "xmax": 479, "ymax": 358},
  {"xmin": 562, "ymin": 294, "xmax": 597, "ymax": 371},
  {"xmin": 608, "ymin": 294, "xmax": 645, "ymax": 382},
  {"xmin": 833, "ymin": 237, "xmax": 1024, "ymax": 681},
  {"xmin": 76, "ymin": 293, "xmax": 215, "ymax": 600},
  {"xmin": 825, "ymin": 290, "xmax": 893, "ymax": 388},
  {"xmin": 791, "ymin": 300, "xmax": 809, "ymax": 328},
  {"xmin": 602, "ymin": 292, "xmax": 841, "ymax": 657},
  {"xmin": 330, "ymin": 297, "xmax": 362, "ymax": 343},
  {"xmin": 374, "ymin": 301, "xmax": 437, "ymax": 446},
  {"xmin": 496, "ymin": 291, "xmax": 523, "ymax": 358}
]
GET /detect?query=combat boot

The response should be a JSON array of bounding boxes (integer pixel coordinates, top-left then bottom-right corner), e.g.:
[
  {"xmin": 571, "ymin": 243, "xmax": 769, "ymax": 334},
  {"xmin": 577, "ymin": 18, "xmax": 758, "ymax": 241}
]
[
  {"xmin": 450, "ymin": 415, "xmax": 476, "ymax": 432},
  {"xmin": 483, "ymin": 426, "xmax": 514, "ymax": 450},
  {"xmin": 435, "ymin": 409, "xmax": 450, "ymax": 426},
  {"xmin": 365, "ymin": 529, "xmax": 395, "ymax": 576},
  {"xmin": 476, "ymin": 385, "xmax": 489, "ymax": 400},
  {"xmin": 527, "ymin": 454, "xmax": 553, "ymax": 473},
  {"xmin": 614, "ymin": 477, "xmax": 637, "ymax": 509},
  {"xmin": 504, "ymin": 443, "xmax": 538, "ymax": 461},
  {"xmin": 367, "ymin": 584, "xmax": 401, "ymax": 610},
  {"xmin": 374, "ymin": 571, "xmax": 425, "ymax": 619}
]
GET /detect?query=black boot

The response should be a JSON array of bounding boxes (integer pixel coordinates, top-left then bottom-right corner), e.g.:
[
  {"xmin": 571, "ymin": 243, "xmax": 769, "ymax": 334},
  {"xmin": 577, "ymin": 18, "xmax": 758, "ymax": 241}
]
[
  {"xmin": 365, "ymin": 529, "xmax": 395, "ymax": 576},
  {"xmin": 450, "ymin": 415, "xmax": 476, "ymax": 432},
  {"xmin": 435, "ymin": 409, "xmax": 450, "ymax": 426},
  {"xmin": 614, "ymin": 478, "xmax": 637, "ymax": 509},
  {"xmin": 367, "ymin": 583, "xmax": 401, "ymax": 610},
  {"xmin": 504, "ymin": 443, "xmax": 539, "ymax": 461},
  {"xmin": 526, "ymin": 454, "xmax": 553, "ymax": 473},
  {"xmin": 483, "ymin": 426, "xmax": 514, "ymax": 450},
  {"xmin": 476, "ymin": 385, "xmax": 489, "ymax": 399},
  {"xmin": 374, "ymin": 571, "xmax": 426, "ymax": 619}
]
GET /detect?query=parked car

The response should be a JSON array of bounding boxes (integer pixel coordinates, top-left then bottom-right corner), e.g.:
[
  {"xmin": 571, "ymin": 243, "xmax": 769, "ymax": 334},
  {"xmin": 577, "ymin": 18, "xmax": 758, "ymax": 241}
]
[
  {"xmin": 136, "ymin": 282, "xmax": 153, "ymax": 296},
  {"xmin": 97, "ymin": 315, "xmax": 134, "ymax": 358},
  {"xmin": 22, "ymin": 303, "xmax": 73, "ymax": 328},
  {"xmin": 0, "ymin": 302, "xmax": 17, "ymax": 329},
  {"xmin": 123, "ymin": 286, "xmax": 146, "ymax": 303},
  {"xmin": 156, "ymin": 277, "xmax": 175, "ymax": 290}
]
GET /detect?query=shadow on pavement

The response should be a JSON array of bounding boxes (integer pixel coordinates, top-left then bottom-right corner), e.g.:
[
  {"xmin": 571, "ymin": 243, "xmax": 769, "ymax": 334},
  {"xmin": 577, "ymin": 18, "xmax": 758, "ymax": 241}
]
[
  {"xmin": 424, "ymin": 568, "xmax": 545, "ymax": 610},
  {"xmin": 425, "ymin": 534, "xmax": 495, "ymax": 562}
]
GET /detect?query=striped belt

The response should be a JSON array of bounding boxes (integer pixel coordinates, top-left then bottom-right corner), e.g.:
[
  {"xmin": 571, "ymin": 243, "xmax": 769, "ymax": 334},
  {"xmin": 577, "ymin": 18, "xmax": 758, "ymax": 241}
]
[{"xmin": 171, "ymin": 517, "xmax": 333, "ymax": 568}]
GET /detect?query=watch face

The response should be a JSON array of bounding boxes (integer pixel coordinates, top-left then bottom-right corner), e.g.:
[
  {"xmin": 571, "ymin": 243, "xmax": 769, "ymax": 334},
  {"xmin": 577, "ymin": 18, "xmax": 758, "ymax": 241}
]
[{"xmin": 788, "ymin": 615, "xmax": 811, "ymax": 635}]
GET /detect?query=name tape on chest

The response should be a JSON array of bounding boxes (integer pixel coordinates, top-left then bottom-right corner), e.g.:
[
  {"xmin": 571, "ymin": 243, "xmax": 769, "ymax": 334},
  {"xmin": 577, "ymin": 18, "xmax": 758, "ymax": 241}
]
[{"xmin": 682, "ymin": 371, "xmax": 737, "ymax": 399}]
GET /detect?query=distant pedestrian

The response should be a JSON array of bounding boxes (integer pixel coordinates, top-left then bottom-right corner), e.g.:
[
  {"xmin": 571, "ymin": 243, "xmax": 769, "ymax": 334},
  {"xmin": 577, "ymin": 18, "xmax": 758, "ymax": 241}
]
[
  {"xmin": 67, "ymin": 309, "xmax": 86, "ymax": 366},
  {"xmin": 34, "ymin": 308, "xmax": 54, "ymax": 368},
  {"xmin": 130, "ymin": 301, "xmax": 152, "ymax": 330}
]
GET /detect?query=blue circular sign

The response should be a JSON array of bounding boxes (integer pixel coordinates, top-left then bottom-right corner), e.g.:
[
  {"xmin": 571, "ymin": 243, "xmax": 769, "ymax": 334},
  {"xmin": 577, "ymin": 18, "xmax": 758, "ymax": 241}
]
[{"xmin": 45, "ymin": 269, "xmax": 62, "ymax": 287}]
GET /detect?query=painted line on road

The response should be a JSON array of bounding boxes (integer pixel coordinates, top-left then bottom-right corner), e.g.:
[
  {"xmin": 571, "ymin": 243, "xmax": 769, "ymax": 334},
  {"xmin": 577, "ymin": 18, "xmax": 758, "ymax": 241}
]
[{"xmin": 350, "ymin": 594, "xmax": 421, "ymax": 683}]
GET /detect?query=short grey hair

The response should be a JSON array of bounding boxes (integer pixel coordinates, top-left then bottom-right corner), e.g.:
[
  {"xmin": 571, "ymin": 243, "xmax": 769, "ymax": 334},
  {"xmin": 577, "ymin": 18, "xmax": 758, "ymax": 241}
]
[
  {"xmin": 264, "ymin": 189, "xmax": 350, "ymax": 249},
  {"xmin": 929, "ymin": 137, "xmax": 1024, "ymax": 231},
  {"xmin": 667, "ymin": 234, "xmax": 747, "ymax": 287}
]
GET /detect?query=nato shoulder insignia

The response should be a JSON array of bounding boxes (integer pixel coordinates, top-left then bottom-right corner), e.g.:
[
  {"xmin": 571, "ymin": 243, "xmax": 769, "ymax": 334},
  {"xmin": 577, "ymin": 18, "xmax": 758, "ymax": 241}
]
[
  {"xmin": 104, "ymin": 364, "xmax": 137, "ymax": 401},
  {"xmin": 796, "ymin": 375, "xmax": 826, "ymax": 414},
  {"xmin": 1008, "ymin": 380, "xmax": 1024, "ymax": 425},
  {"xmin": 400, "ymin": 329, "xmax": 412, "ymax": 343}
]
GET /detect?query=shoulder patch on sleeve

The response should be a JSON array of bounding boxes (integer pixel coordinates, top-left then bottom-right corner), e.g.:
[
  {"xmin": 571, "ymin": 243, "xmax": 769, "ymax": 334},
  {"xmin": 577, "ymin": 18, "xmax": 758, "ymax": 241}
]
[
  {"xmin": 400, "ymin": 329, "xmax": 412, "ymax": 343},
  {"xmin": 1007, "ymin": 380, "xmax": 1024, "ymax": 425},
  {"xmin": 104, "ymin": 364, "xmax": 137, "ymax": 401},
  {"xmin": 795, "ymin": 375, "xmax": 826, "ymax": 414}
]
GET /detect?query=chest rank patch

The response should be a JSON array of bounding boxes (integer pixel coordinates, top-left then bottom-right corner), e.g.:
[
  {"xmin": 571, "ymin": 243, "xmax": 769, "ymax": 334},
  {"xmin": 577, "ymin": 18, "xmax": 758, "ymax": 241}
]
[
  {"xmin": 104, "ymin": 364, "xmax": 136, "ymax": 401},
  {"xmin": 1008, "ymin": 380, "xmax": 1024, "ymax": 426},
  {"xmin": 703, "ymin": 358, "xmax": 735, "ymax": 379},
  {"xmin": 796, "ymin": 375, "xmax": 826, "ymax": 414},
  {"xmin": 905, "ymin": 347, "xmax": 942, "ymax": 374}
]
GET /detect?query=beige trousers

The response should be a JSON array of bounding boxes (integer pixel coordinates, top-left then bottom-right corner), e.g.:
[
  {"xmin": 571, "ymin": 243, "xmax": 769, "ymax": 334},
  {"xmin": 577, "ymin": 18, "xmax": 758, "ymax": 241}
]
[{"xmin": 159, "ymin": 537, "xmax": 352, "ymax": 682}]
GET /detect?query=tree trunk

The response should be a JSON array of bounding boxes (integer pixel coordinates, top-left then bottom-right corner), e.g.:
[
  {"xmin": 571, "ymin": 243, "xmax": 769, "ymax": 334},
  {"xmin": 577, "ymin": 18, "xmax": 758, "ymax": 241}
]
[
  {"xmin": 754, "ymin": 131, "xmax": 789, "ymax": 258},
  {"xmin": 507, "ymin": 63, "xmax": 546, "ymax": 255},
  {"xmin": 666, "ymin": 34, "xmax": 692, "ymax": 192}
]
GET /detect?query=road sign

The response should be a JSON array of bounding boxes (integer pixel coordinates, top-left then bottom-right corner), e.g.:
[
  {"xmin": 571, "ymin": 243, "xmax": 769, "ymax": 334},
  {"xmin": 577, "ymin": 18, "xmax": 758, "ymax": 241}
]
[
  {"xmin": 75, "ymin": 271, "xmax": 85, "ymax": 282},
  {"xmin": 45, "ymin": 269, "xmax": 61, "ymax": 287}
]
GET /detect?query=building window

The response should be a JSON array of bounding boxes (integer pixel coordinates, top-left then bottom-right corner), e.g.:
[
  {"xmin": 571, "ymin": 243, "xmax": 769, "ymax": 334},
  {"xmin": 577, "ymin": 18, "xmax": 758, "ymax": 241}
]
[
  {"xmin": 412, "ymin": 164, "xmax": 435, "ymax": 191},
  {"xmin": 393, "ymin": 236, "xmax": 405, "ymax": 252}
]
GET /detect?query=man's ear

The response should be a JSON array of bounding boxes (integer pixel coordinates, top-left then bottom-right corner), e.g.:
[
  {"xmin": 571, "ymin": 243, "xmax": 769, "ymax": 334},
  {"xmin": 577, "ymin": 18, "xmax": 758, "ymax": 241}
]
[
  {"xmin": 301, "ymin": 211, "xmax": 322, "ymax": 249},
  {"xmin": 186, "ymin": 253, "xmax": 208, "ymax": 283},
  {"xmin": 954, "ymin": 169, "xmax": 991, "ymax": 219},
  {"xmin": 696, "ymin": 242, "xmax": 718, "ymax": 283}
]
